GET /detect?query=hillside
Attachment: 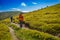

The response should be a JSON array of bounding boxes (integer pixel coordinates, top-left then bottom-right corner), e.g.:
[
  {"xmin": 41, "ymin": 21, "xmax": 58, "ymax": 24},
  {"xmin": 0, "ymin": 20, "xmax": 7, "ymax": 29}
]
[
  {"xmin": 12, "ymin": 4, "xmax": 60, "ymax": 35},
  {"xmin": 0, "ymin": 11, "xmax": 20, "ymax": 20},
  {"xmin": 23, "ymin": 4, "xmax": 60, "ymax": 35},
  {"xmin": 0, "ymin": 23, "xmax": 12, "ymax": 40},
  {"xmin": 0, "ymin": 4, "xmax": 60, "ymax": 40}
]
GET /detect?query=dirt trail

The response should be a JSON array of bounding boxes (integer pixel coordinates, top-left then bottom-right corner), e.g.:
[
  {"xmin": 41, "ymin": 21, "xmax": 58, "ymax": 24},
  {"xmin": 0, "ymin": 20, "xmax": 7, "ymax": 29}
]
[
  {"xmin": 11, "ymin": 23, "xmax": 20, "ymax": 28},
  {"xmin": 10, "ymin": 23, "xmax": 60, "ymax": 39},
  {"xmin": 11, "ymin": 23, "xmax": 29, "ymax": 30},
  {"xmin": 8, "ymin": 27, "xmax": 19, "ymax": 40}
]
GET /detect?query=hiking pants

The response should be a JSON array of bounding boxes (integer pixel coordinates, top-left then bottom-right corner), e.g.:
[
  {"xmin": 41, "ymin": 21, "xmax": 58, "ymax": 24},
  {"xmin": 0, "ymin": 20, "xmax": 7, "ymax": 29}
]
[{"xmin": 19, "ymin": 21, "xmax": 24, "ymax": 28}]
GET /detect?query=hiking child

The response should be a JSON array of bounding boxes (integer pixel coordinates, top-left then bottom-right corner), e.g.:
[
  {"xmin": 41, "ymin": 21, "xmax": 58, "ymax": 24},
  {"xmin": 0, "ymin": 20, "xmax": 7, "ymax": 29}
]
[{"xmin": 19, "ymin": 12, "xmax": 24, "ymax": 28}]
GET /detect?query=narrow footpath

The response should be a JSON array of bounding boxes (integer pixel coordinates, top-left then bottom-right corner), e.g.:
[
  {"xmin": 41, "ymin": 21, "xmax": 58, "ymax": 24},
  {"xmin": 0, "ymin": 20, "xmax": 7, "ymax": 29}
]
[{"xmin": 8, "ymin": 27, "xmax": 19, "ymax": 40}]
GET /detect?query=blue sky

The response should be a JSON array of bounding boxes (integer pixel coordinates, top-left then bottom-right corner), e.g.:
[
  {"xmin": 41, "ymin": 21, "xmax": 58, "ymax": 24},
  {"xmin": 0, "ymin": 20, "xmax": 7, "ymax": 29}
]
[{"xmin": 0, "ymin": 0, "xmax": 60, "ymax": 12}]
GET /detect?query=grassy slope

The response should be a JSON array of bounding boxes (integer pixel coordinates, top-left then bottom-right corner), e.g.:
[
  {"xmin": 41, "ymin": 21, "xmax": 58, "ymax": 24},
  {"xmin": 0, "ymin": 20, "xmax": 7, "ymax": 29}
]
[
  {"xmin": 0, "ymin": 4, "xmax": 60, "ymax": 40},
  {"xmin": 7, "ymin": 4, "xmax": 60, "ymax": 40},
  {"xmin": 0, "ymin": 23, "xmax": 11, "ymax": 40},
  {"xmin": 22, "ymin": 4, "xmax": 60, "ymax": 35},
  {"xmin": 9, "ymin": 24, "xmax": 60, "ymax": 40}
]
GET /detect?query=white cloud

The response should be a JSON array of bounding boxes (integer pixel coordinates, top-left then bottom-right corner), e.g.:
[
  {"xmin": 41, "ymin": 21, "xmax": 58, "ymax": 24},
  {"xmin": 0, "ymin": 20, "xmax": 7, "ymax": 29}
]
[
  {"xmin": 21, "ymin": 11, "xmax": 29, "ymax": 12},
  {"xmin": 11, "ymin": 8, "xmax": 21, "ymax": 11},
  {"xmin": 5, "ymin": 8, "xmax": 21, "ymax": 11},
  {"xmin": 32, "ymin": 2, "xmax": 37, "ymax": 4},
  {"xmin": 9, "ymin": 8, "xmax": 29, "ymax": 12},
  {"xmin": 21, "ymin": 2, "xmax": 27, "ymax": 6},
  {"xmin": 0, "ymin": 8, "xmax": 29, "ymax": 12}
]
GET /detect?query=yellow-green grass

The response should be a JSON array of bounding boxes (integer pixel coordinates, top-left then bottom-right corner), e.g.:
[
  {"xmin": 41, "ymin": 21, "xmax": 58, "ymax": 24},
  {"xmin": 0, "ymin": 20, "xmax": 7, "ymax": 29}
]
[
  {"xmin": 0, "ymin": 4, "xmax": 60, "ymax": 40},
  {"xmin": 0, "ymin": 23, "xmax": 11, "ymax": 40},
  {"xmin": 9, "ymin": 24, "xmax": 60, "ymax": 40},
  {"xmin": 23, "ymin": 4, "xmax": 60, "ymax": 35},
  {"xmin": 12, "ymin": 4, "xmax": 60, "ymax": 35}
]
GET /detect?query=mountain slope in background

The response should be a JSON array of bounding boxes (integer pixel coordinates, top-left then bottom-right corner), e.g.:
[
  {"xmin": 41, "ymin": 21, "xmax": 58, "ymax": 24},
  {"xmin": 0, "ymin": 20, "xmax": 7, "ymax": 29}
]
[{"xmin": 0, "ymin": 11, "xmax": 20, "ymax": 20}]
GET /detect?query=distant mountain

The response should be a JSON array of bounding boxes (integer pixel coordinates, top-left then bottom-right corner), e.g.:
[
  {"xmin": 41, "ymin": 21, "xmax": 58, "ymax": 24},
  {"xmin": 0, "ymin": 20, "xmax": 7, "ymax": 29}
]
[{"xmin": 0, "ymin": 11, "xmax": 21, "ymax": 20}]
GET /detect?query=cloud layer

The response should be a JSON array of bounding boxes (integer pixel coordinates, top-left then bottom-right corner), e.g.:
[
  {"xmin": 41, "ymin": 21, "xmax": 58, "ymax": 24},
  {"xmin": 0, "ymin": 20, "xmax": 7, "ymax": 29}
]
[
  {"xmin": 11, "ymin": 8, "xmax": 21, "ymax": 11},
  {"xmin": 32, "ymin": 2, "xmax": 37, "ymax": 4},
  {"xmin": 21, "ymin": 2, "xmax": 27, "ymax": 6}
]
